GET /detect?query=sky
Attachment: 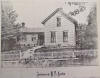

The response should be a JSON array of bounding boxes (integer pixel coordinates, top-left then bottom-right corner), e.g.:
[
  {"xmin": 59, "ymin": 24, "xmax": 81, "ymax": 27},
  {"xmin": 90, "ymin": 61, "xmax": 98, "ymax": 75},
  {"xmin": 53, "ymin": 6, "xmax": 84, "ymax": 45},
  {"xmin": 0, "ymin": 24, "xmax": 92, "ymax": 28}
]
[{"xmin": 10, "ymin": 0, "xmax": 96, "ymax": 28}]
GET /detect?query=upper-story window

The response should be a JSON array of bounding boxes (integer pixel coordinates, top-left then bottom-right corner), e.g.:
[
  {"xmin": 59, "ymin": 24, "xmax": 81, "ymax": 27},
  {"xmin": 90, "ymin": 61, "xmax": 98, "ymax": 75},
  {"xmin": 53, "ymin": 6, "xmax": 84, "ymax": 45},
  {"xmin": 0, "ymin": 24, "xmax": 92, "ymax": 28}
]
[{"xmin": 57, "ymin": 17, "xmax": 61, "ymax": 27}]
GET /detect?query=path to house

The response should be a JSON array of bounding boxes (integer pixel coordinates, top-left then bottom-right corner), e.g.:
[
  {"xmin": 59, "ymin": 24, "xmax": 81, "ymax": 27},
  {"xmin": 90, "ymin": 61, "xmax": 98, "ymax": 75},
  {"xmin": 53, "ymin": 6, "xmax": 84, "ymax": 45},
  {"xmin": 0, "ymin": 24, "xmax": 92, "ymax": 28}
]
[{"xmin": 20, "ymin": 46, "xmax": 43, "ymax": 60}]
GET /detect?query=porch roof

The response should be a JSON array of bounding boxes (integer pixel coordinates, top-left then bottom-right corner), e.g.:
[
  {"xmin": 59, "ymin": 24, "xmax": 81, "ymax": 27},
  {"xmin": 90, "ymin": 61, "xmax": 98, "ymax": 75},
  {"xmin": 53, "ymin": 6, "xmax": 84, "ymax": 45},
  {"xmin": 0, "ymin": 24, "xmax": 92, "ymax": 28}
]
[{"xmin": 20, "ymin": 27, "xmax": 44, "ymax": 33}]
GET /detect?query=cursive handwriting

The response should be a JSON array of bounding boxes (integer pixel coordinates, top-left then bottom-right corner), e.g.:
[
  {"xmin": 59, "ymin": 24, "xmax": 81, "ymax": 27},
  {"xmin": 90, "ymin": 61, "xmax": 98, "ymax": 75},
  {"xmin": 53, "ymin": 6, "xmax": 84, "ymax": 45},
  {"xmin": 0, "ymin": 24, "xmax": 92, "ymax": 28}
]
[{"xmin": 37, "ymin": 71, "xmax": 66, "ymax": 77}]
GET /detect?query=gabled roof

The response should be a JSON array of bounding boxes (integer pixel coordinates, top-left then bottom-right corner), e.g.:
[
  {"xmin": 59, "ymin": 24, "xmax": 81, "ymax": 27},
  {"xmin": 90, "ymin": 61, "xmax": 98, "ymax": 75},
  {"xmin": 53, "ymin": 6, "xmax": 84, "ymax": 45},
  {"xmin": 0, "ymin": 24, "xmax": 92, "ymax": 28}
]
[{"xmin": 41, "ymin": 8, "xmax": 78, "ymax": 25}]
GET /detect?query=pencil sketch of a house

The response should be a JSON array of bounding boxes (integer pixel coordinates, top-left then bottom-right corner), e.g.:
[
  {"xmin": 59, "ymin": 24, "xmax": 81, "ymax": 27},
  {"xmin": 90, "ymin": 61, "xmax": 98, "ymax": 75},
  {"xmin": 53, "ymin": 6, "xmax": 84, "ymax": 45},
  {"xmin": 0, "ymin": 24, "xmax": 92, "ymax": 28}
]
[{"xmin": 1, "ymin": 0, "xmax": 97, "ymax": 67}]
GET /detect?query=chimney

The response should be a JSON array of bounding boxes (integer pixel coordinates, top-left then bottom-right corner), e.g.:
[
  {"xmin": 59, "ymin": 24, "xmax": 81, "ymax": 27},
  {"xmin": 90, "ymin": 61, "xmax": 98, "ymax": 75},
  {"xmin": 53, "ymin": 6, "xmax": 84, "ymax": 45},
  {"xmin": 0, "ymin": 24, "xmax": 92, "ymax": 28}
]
[{"xmin": 22, "ymin": 22, "xmax": 25, "ymax": 28}]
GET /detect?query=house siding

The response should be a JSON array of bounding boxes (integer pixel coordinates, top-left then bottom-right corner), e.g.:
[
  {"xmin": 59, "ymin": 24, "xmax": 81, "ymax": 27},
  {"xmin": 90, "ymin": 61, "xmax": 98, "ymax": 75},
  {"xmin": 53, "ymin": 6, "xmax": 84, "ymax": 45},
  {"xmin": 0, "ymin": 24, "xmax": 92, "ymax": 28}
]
[
  {"xmin": 19, "ymin": 34, "xmax": 38, "ymax": 47},
  {"xmin": 44, "ymin": 11, "xmax": 76, "ymax": 47}
]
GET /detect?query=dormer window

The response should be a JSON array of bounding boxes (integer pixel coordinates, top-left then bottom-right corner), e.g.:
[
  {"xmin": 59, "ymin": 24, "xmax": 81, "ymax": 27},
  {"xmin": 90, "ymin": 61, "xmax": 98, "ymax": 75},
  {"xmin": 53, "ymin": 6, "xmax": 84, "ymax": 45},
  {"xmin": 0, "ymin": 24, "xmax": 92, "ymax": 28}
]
[{"xmin": 57, "ymin": 17, "xmax": 61, "ymax": 27}]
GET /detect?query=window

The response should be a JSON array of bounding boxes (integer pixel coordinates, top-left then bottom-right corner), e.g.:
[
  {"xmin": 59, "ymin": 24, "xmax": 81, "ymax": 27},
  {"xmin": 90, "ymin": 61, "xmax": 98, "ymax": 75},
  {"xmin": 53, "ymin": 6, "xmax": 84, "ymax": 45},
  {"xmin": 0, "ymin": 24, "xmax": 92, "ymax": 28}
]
[
  {"xmin": 17, "ymin": 36, "xmax": 20, "ymax": 41},
  {"xmin": 32, "ymin": 37, "xmax": 36, "ymax": 41},
  {"xmin": 51, "ymin": 31, "xmax": 56, "ymax": 43},
  {"xmin": 57, "ymin": 17, "xmax": 61, "ymax": 27},
  {"xmin": 63, "ymin": 31, "xmax": 68, "ymax": 42},
  {"xmin": 32, "ymin": 37, "xmax": 34, "ymax": 41}
]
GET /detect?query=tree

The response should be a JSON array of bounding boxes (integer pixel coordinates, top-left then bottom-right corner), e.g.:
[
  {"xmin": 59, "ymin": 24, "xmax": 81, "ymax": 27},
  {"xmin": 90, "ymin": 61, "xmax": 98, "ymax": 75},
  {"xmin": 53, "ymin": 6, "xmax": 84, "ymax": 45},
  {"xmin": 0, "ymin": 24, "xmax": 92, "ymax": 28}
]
[
  {"xmin": 83, "ymin": 6, "xmax": 97, "ymax": 49},
  {"xmin": 1, "ymin": 0, "xmax": 21, "ymax": 51},
  {"xmin": 76, "ymin": 5, "xmax": 97, "ymax": 49},
  {"xmin": 1, "ymin": 0, "xmax": 20, "ymax": 39}
]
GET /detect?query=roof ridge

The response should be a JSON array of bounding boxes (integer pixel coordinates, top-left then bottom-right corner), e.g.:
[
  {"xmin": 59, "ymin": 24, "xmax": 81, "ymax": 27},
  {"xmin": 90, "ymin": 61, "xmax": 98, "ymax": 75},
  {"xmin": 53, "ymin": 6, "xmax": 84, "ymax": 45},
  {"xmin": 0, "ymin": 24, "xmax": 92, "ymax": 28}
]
[
  {"xmin": 41, "ymin": 8, "xmax": 63, "ymax": 24},
  {"xmin": 41, "ymin": 7, "xmax": 77, "ymax": 25}
]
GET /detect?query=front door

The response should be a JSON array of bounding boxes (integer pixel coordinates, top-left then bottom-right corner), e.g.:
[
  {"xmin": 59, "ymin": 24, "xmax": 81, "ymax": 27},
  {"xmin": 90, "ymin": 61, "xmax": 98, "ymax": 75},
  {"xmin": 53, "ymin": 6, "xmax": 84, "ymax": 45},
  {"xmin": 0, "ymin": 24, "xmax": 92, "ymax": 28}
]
[{"xmin": 38, "ymin": 33, "xmax": 44, "ymax": 45}]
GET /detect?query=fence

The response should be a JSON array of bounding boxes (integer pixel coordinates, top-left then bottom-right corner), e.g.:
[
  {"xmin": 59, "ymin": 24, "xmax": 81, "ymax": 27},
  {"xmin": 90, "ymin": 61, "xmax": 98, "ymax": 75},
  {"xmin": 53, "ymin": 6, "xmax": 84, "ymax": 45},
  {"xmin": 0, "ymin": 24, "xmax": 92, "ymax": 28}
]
[
  {"xmin": 32, "ymin": 49, "xmax": 97, "ymax": 61},
  {"xmin": 1, "ymin": 49, "xmax": 97, "ymax": 61},
  {"xmin": 1, "ymin": 50, "xmax": 20, "ymax": 61},
  {"xmin": 74, "ymin": 49, "xmax": 97, "ymax": 57},
  {"xmin": 1, "ymin": 49, "xmax": 97, "ymax": 67},
  {"xmin": 33, "ymin": 51, "xmax": 74, "ymax": 60}
]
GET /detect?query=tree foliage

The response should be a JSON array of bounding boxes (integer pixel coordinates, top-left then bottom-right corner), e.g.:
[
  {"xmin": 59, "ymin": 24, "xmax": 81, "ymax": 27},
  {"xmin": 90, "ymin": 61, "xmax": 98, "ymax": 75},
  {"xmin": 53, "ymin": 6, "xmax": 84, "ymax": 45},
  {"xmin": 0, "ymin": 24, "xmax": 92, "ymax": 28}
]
[
  {"xmin": 1, "ymin": 0, "xmax": 21, "ymax": 51},
  {"xmin": 85, "ymin": 6, "xmax": 97, "ymax": 49},
  {"xmin": 80, "ymin": 6, "xmax": 97, "ymax": 49},
  {"xmin": 1, "ymin": 0, "xmax": 19, "ymax": 39}
]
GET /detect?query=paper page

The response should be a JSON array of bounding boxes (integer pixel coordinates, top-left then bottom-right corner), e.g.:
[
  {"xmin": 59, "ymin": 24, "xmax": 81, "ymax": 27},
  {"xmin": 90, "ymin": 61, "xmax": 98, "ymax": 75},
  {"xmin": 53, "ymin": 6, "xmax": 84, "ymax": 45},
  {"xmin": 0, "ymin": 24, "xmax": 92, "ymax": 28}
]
[{"xmin": 0, "ymin": 0, "xmax": 100, "ymax": 78}]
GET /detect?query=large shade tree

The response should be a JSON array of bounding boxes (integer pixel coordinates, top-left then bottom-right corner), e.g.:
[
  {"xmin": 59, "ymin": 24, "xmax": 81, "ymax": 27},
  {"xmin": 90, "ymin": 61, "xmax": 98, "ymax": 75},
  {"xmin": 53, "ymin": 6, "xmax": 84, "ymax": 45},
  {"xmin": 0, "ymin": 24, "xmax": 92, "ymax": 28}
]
[
  {"xmin": 83, "ymin": 5, "xmax": 97, "ymax": 49},
  {"xmin": 1, "ymin": 0, "xmax": 21, "ymax": 51}
]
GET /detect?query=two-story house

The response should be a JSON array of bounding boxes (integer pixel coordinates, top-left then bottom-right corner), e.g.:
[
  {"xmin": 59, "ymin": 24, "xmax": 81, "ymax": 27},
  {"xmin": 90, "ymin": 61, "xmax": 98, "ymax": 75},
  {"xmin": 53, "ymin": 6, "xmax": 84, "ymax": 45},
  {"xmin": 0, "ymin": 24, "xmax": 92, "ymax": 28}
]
[
  {"xmin": 18, "ymin": 8, "xmax": 78, "ymax": 49},
  {"xmin": 42, "ymin": 8, "xmax": 78, "ymax": 48}
]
